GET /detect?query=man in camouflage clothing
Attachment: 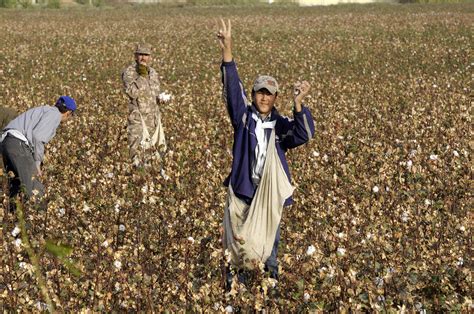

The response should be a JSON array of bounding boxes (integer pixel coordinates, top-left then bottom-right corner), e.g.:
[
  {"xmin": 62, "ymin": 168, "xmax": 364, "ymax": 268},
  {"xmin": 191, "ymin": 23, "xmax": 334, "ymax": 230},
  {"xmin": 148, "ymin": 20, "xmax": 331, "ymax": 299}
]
[{"xmin": 122, "ymin": 43, "xmax": 167, "ymax": 168}]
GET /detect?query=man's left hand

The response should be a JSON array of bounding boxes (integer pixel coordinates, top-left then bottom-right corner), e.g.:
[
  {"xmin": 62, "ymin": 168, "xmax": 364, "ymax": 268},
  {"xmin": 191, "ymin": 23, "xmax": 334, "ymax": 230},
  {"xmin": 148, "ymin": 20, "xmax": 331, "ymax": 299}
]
[
  {"xmin": 138, "ymin": 64, "xmax": 149, "ymax": 76},
  {"xmin": 294, "ymin": 81, "xmax": 311, "ymax": 112}
]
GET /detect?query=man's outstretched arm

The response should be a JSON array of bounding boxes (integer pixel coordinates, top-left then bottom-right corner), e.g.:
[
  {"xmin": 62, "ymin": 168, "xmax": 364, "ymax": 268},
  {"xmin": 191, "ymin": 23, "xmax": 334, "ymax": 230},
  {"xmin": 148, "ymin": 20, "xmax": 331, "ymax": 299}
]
[
  {"xmin": 281, "ymin": 81, "xmax": 315, "ymax": 149},
  {"xmin": 218, "ymin": 19, "xmax": 248, "ymax": 128},
  {"xmin": 217, "ymin": 18, "xmax": 232, "ymax": 62}
]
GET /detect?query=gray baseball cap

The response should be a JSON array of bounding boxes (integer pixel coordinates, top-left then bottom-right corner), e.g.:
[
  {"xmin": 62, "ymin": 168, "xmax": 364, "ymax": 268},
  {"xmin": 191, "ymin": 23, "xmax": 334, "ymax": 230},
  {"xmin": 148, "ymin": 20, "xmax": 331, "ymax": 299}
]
[
  {"xmin": 253, "ymin": 75, "xmax": 279, "ymax": 95},
  {"xmin": 135, "ymin": 43, "xmax": 152, "ymax": 55}
]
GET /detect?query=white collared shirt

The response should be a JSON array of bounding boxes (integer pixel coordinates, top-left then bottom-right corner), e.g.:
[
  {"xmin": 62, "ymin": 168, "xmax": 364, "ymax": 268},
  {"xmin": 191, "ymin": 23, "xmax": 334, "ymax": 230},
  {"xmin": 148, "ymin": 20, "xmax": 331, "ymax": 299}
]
[
  {"xmin": 0, "ymin": 129, "xmax": 29, "ymax": 144},
  {"xmin": 251, "ymin": 112, "xmax": 276, "ymax": 186}
]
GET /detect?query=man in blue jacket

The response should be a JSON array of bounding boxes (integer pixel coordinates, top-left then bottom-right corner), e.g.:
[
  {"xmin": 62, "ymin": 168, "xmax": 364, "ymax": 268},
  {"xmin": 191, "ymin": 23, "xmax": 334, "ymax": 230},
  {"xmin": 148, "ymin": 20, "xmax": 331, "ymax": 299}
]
[
  {"xmin": 217, "ymin": 20, "xmax": 315, "ymax": 290},
  {"xmin": 1, "ymin": 96, "xmax": 76, "ymax": 208}
]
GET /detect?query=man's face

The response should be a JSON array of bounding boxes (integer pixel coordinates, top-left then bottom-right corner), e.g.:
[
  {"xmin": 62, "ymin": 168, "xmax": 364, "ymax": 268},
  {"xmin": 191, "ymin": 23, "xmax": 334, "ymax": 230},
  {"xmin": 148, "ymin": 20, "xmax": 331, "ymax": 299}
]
[
  {"xmin": 135, "ymin": 53, "xmax": 151, "ymax": 66},
  {"xmin": 253, "ymin": 89, "xmax": 277, "ymax": 116},
  {"xmin": 61, "ymin": 111, "xmax": 74, "ymax": 123}
]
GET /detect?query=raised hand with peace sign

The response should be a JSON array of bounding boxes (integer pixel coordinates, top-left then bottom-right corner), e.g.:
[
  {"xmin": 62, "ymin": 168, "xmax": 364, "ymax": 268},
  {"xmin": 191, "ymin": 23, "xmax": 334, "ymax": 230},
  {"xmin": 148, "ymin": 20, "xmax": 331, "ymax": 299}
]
[{"xmin": 217, "ymin": 19, "xmax": 232, "ymax": 62}]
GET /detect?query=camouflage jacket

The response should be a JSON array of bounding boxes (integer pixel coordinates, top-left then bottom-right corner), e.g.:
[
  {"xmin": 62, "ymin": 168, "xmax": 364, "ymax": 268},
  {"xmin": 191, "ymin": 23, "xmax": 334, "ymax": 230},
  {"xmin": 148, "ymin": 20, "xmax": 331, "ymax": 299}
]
[{"xmin": 121, "ymin": 63, "xmax": 161, "ymax": 115}]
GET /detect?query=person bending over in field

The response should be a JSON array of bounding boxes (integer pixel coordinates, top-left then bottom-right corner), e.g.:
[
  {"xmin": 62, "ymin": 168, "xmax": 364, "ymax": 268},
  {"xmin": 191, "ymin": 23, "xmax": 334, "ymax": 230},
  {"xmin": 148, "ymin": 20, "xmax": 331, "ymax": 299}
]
[
  {"xmin": 122, "ymin": 43, "xmax": 170, "ymax": 176},
  {"xmin": 217, "ymin": 19, "xmax": 315, "ymax": 291},
  {"xmin": 0, "ymin": 96, "xmax": 77, "ymax": 211}
]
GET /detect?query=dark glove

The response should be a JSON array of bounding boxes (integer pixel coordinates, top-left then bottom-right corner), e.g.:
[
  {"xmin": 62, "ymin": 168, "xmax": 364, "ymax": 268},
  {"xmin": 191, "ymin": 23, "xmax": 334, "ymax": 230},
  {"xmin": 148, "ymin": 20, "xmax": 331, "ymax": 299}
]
[{"xmin": 137, "ymin": 64, "xmax": 149, "ymax": 77}]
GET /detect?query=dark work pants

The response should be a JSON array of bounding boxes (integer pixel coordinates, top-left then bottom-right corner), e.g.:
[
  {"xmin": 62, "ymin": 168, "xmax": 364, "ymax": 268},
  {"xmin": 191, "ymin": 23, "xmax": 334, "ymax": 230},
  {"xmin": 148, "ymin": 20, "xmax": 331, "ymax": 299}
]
[
  {"xmin": 264, "ymin": 225, "xmax": 280, "ymax": 279},
  {"xmin": 1, "ymin": 136, "xmax": 44, "ymax": 200}
]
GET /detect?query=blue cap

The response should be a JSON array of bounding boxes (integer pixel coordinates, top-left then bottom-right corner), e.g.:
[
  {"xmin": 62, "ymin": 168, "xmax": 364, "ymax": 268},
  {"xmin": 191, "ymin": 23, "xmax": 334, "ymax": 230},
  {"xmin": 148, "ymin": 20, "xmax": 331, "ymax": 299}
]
[{"xmin": 56, "ymin": 96, "xmax": 77, "ymax": 112}]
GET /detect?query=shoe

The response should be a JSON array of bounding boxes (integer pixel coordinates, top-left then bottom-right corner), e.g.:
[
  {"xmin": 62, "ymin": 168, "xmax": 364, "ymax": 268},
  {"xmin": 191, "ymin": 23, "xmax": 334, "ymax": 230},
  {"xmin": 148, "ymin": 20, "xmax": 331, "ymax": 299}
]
[
  {"xmin": 225, "ymin": 267, "xmax": 247, "ymax": 292},
  {"xmin": 264, "ymin": 265, "xmax": 279, "ymax": 281}
]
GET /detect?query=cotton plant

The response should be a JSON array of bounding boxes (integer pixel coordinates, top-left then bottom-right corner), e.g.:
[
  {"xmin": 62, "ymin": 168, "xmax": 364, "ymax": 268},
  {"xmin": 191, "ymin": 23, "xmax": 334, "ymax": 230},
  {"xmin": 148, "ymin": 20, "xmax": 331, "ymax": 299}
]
[{"xmin": 0, "ymin": 5, "xmax": 471, "ymax": 312}]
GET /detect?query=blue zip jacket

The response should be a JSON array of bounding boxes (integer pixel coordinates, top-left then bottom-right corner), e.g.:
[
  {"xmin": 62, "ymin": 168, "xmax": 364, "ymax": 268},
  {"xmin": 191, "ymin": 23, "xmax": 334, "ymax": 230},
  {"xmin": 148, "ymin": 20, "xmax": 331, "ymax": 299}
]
[{"xmin": 221, "ymin": 61, "xmax": 315, "ymax": 206}]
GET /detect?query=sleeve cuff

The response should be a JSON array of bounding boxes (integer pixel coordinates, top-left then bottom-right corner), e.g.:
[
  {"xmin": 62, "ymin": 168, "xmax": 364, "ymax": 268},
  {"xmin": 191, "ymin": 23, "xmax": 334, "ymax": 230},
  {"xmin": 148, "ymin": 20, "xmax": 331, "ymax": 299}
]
[
  {"xmin": 293, "ymin": 105, "xmax": 306, "ymax": 115},
  {"xmin": 221, "ymin": 60, "xmax": 235, "ymax": 66}
]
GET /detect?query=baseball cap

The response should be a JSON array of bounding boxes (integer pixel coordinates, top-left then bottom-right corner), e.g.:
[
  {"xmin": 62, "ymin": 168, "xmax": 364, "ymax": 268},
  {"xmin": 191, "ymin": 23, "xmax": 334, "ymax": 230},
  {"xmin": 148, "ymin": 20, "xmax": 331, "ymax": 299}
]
[
  {"xmin": 253, "ymin": 75, "xmax": 279, "ymax": 95},
  {"xmin": 135, "ymin": 43, "xmax": 152, "ymax": 55},
  {"xmin": 56, "ymin": 96, "xmax": 77, "ymax": 112}
]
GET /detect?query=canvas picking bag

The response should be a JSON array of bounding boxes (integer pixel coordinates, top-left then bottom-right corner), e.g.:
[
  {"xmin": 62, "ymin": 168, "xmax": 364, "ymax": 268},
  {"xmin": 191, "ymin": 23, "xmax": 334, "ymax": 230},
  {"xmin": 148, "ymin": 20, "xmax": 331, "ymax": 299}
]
[
  {"xmin": 139, "ymin": 110, "xmax": 166, "ymax": 151},
  {"xmin": 223, "ymin": 129, "xmax": 294, "ymax": 268}
]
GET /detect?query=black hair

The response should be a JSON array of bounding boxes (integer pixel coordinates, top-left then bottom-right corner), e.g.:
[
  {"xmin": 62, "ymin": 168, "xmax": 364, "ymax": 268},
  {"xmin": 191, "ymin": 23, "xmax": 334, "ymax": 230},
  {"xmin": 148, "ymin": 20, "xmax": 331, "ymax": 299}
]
[
  {"xmin": 55, "ymin": 97, "xmax": 75, "ymax": 114},
  {"xmin": 55, "ymin": 102, "xmax": 70, "ymax": 113}
]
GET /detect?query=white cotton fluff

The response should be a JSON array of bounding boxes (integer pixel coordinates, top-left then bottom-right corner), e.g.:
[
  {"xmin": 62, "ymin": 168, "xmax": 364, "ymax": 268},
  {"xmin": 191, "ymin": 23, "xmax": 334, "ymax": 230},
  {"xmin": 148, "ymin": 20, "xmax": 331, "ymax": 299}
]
[
  {"xmin": 159, "ymin": 92, "xmax": 172, "ymax": 102},
  {"xmin": 114, "ymin": 260, "xmax": 122, "ymax": 269},
  {"xmin": 11, "ymin": 226, "xmax": 20, "ymax": 237}
]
